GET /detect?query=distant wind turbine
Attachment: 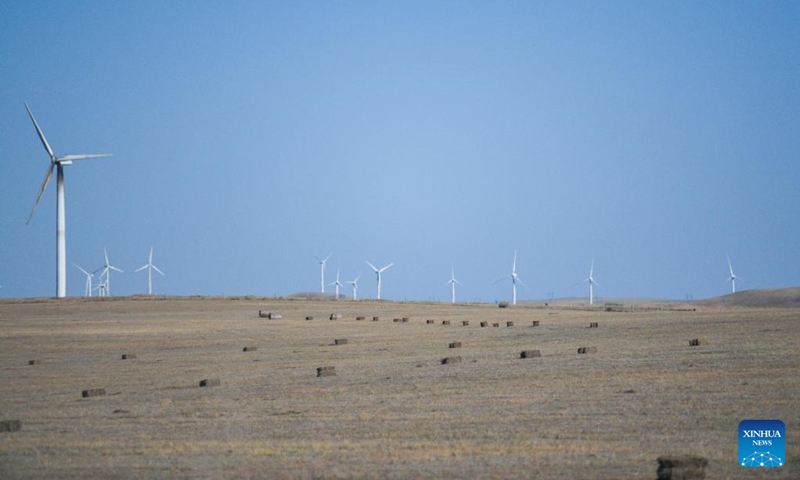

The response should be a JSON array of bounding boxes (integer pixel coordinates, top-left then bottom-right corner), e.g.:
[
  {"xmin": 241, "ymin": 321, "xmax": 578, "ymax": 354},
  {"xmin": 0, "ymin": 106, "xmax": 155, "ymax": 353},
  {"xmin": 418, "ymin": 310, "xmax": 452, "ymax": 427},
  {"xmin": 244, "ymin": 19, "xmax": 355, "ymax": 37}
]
[
  {"xmin": 328, "ymin": 270, "xmax": 345, "ymax": 300},
  {"xmin": 583, "ymin": 259, "xmax": 599, "ymax": 305},
  {"xmin": 347, "ymin": 274, "xmax": 361, "ymax": 300},
  {"xmin": 23, "ymin": 103, "xmax": 112, "ymax": 298},
  {"xmin": 445, "ymin": 269, "xmax": 462, "ymax": 304},
  {"xmin": 366, "ymin": 261, "xmax": 393, "ymax": 300},
  {"xmin": 73, "ymin": 264, "xmax": 94, "ymax": 297},
  {"xmin": 316, "ymin": 253, "xmax": 331, "ymax": 294},
  {"xmin": 727, "ymin": 255, "xmax": 740, "ymax": 294},
  {"xmin": 135, "ymin": 247, "xmax": 165, "ymax": 295},
  {"xmin": 494, "ymin": 250, "xmax": 527, "ymax": 305},
  {"xmin": 98, "ymin": 248, "xmax": 123, "ymax": 296}
]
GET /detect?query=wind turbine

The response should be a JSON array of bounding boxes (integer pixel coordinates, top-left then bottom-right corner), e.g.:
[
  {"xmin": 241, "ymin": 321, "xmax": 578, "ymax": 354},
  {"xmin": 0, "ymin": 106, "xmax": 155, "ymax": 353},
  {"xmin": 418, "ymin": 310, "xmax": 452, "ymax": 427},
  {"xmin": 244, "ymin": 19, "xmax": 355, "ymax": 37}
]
[
  {"xmin": 328, "ymin": 270, "xmax": 345, "ymax": 300},
  {"xmin": 583, "ymin": 259, "xmax": 599, "ymax": 305},
  {"xmin": 727, "ymin": 255, "xmax": 739, "ymax": 294},
  {"xmin": 494, "ymin": 250, "xmax": 527, "ymax": 305},
  {"xmin": 73, "ymin": 264, "xmax": 94, "ymax": 297},
  {"xmin": 445, "ymin": 269, "xmax": 462, "ymax": 304},
  {"xmin": 135, "ymin": 247, "xmax": 165, "ymax": 295},
  {"xmin": 315, "ymin": 253, "xmax": 331, "ymax": 294},
  {"xmin": 23, "ymin": 103, "xmax": 112, "ymax": 298},
  {"xmin": 98, "ymin": 248, "xmax": 123, "ymax": 296},
  {"xmin": 347, "ymin": 274, "xmax": 361, "ymax": 300},
  {"xmin": 366, "ymin": 261, "xmax": 393, "ymax": 300}
]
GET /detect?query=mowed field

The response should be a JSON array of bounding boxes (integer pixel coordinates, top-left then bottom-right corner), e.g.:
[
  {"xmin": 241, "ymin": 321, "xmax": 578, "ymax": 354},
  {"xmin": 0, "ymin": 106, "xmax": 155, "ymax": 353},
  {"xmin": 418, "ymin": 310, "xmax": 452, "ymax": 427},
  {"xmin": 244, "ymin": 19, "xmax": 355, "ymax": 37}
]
[{"xmin": 0, "ymin": 297, "xmax": 797, "ymax": 479}]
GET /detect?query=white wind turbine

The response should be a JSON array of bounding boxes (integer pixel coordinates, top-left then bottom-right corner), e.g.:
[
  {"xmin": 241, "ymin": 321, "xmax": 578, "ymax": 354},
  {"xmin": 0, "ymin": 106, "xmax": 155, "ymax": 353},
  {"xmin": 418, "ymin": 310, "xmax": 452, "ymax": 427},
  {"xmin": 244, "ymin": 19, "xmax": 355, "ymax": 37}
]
[
  {"xmin": 727, "ymin": 255, "xmax": 740, "ymax": 294},
  {"xmin": 98, "ymin": 248, "xmax": 123, "ymax": 296},
  {"xmin": 445, "ymin": 269, "xmax": 462, "ymax": 304},
  {"xmin": 347, "ymin": 274, "xmax": 361, "ymax": 300},
  {"xmin": 494, "ymin": 250, "xmax": 527, "ymax": 305},
  {"xmin": 135, "ymin": 247, "xmax": 165, "ymax": 295},
  {"xmin": 328, "ymin": 270, "xmax": 345, "ymax": 300},
  {"xmin": 316, "ymin": 253, "xmax": 331, "ymax": 294},
  {"xmin": 73, "ymin": 264, "xmax": 94, "ymax": 297},
  {"xmin": 23, "ymin": 103, "xmax": 112, "ymax": 298},
  {"xmin": 366, "ymin": 261, "xmax": 393, "ymax": 300},
  {"xmin": 583, "ymin": 259, "xmax": 599, "ymax": 305}
]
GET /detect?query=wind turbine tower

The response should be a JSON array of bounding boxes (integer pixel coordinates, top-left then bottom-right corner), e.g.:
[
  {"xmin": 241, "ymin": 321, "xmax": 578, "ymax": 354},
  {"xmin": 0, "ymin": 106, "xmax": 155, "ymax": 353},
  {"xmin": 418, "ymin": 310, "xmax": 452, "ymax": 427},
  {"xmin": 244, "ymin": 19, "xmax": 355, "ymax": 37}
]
[
  {"xmin": 446, "ymin": 269, "xmax": 462, "ymax": 304},
  {"xmin": 329, "ymin": 270, "xmax": 345, "ymax": 300},
  {"xmin": 727, "ymin": 256, "xmax": 739, "ymax": 294},
  {"xmin": 73, "ymin": 264, "xmax": 93, "ymax": 297},
  {"xmin": 135, "ymin": 247, "xmax": 165, "ymax": 295},
  {"xmin": 347, "ymin": 274, "xmax": 361, "ymax": 300},
  {"xmin": 316, "ymin": 253, "xmax": 331, "ymax": 294},
  {"xmin": 99, "ymin": 248, "xmax": 123, "ymax": 296},
  {"xmin": 495, "ymin": 250, "xmax": 527, "ymax": 305},
  {"xmin": 584, "ymin": 259, "xmax": 599, "ymax": 305},
  {"xmin": 23, "ymin": 103, "xmax": 112, "ymax": 298},
  {"xmin": 366, "ymin": 261, "xmax": 393, "ymax": 300}
]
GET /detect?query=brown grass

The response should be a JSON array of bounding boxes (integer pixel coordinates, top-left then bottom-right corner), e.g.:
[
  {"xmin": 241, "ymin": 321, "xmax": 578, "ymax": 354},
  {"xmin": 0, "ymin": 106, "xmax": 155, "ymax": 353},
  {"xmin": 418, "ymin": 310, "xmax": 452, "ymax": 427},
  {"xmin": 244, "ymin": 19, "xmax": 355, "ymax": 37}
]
[{"xmin": 0, "ymin": 297, "xmax": 798, "ymax": 479}]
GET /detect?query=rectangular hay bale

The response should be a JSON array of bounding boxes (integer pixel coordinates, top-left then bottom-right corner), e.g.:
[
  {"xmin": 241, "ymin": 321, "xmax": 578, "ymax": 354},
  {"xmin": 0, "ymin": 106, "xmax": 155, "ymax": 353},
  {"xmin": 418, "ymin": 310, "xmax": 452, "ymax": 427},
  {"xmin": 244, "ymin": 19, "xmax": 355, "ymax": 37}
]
[
  {"xmin": 82, "ymin": 388, "xmax": 106, "ymax": 398},
  {"xmin": 521, "ymin": 350, "xmax": 541, "ymax": 359},
  {"xmin": 441, "ymin": 356, "xmax": 463, "ymax": 365},
  {"xmin": 577, "ymin": 347, "xmax": 597, "ymax": 354},
  {"xmin": 0, "ymin": 420, "xmax": 22, "ymax": 433},
  {"xmin": 121, "ymin": 354, "xmax": 136, "ymax": 360},
  {"xmin": 199, "ymin": 378, "xmax": 221, "ymax": 387},
  {"xmin": 334, "ymin": 339, "xmax": 348, "ymax": 345},
  {"xmin": 317, "ymin": 366, "xmax": 336, "ymax": 377},
  {"xmin": 449, "ymin": 342, "xmax": 462, "ymax": 349}
]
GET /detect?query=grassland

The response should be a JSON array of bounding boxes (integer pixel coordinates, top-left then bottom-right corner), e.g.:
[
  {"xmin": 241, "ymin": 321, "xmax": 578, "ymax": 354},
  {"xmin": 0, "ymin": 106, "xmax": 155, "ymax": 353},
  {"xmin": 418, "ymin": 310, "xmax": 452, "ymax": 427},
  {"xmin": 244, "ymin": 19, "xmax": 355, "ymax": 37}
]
[{"xmin": 0, "ymin": 297, "xmax": 797, "ymax": 479}]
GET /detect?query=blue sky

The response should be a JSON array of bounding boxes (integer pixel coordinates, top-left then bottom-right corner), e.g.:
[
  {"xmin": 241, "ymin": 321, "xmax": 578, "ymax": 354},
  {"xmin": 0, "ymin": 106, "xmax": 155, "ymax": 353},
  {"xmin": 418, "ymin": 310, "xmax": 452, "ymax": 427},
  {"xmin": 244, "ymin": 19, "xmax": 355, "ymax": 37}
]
[{"xmin": 2, "ymin": 1, "xmax": 798, "ymax": 301}]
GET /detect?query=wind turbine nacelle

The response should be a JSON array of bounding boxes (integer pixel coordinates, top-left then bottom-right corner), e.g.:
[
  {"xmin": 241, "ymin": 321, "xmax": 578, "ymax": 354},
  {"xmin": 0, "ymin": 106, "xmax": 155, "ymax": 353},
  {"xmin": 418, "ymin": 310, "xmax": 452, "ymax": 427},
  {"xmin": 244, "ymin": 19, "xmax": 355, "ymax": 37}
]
[{"xmin": 58, "ymin": 160, "xmax": 73, "ymax": 166}]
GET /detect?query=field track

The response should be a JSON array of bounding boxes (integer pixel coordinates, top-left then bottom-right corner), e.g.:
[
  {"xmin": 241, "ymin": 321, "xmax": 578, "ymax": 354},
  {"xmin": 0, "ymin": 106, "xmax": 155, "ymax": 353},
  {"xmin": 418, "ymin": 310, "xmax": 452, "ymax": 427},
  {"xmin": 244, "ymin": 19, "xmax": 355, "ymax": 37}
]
[{"xmin": 1, "ymin": 297, "xmax": 798, "ymax": 479}]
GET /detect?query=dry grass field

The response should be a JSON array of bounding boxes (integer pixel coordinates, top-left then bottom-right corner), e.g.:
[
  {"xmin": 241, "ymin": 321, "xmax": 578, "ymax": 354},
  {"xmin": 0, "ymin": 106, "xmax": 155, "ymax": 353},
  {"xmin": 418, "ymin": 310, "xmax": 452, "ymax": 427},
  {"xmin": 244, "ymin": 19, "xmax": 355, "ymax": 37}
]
[{"xmin": 0, "ymin": 296, "xmax": 797, "ymax": 479}]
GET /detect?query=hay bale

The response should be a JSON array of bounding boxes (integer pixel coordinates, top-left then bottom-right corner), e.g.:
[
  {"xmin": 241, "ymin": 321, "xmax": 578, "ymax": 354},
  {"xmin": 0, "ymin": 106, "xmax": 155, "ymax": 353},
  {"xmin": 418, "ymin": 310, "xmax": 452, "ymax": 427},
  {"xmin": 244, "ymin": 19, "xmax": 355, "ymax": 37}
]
[
  {"xmin": 426, "ymin": 319, "xmax": 435, "ymax": 324},
  {"xmin": 372, "ymin": 316, "xmax": 380, "ymax": 321},
  {"xmin": 243, "ymin": 346, "xmax": 257, "ymax": 352},
  {"xmin": 492, "ymin": 323, "xmax": 500, "ymax": 328},
  {"xmin": 462, "ymin": 321, "xmax": 469, "ymax": 326},
  {"xmin": 82, "ymin": 388, "xmax": 106, "ymax": 398},
  {"xmin": 317, "ymin": 366, "xmax": 336, "ymax": 377},
  {"xmin": 480, "ymin": 321, "xmax": 488, "ymax": 327},
  {"xmin": 442, "ymin": 320, "xmax": 451, "ymax": 325},
  {"xmin": 449, "ymin": 342, "xmax": 462, "ymax": 349},
  {"xmin": 521, "ymin": 350, "xmax": 541, "ymax": 359},
  {"xmin": 334, "ymin": 339, "xmax": 348, "ymax": 345},
  {"xmin": 506, "ymin": 321, "xmax": 514, "ymax": 327},
  {"xmin": 305, "ymin": 316, "xmax": 314, "ymax": 321},
  {"xmin": 356, "ymin": 316, "xmax": 365, "ymax": 321},
  {"xmin": 393, "ymin": 318, "xmax": 400, "ymax": 323},
  {"xmin": 121, "ymin": 354, "xmax": 136, "ymax": 360},
  {"xmin": 0, "ymin": 420, "xmax": 22, "ymax": 433},
  {"xmin": 689, "ymin": 339, "xmax": 705, "ymax": 347},
  {"xmin": 656, "ymin": 455, "xmax": 708, "ymax": 480},
  {"xmin": 199, "ymin": 378, "xmax": 221, "ymax": 387},
  {"xmin": 532, "ymin": 320, "xmax": 540, "ymax": 327},
  {"xmin": 589, "ymin": 322, "xmax": 599, "ymax": 328},
  {"xmin": 258, "ymin": 310, "xmax": 269, "ymax": 318},
  {"xmin": 402, "ymin": 317, "xmax": 410, "ymax": 323},
  {"xmin": 498, "ymin": 301, "xmax": 509, "ymax": 308},
  {"xmin": 28, "ymin": 360, "xmax": 36, "ymax": 365},
  {"xmin": 577, "ymin": 347, "xmax": 597, "ymax": 354},
  {"xmin": 441, "ymin": 356, "xmax": 463, "ymax": 365},
  {"xmin": 329, "ymin": 313, "xmax": 342, "ymax": 320}
]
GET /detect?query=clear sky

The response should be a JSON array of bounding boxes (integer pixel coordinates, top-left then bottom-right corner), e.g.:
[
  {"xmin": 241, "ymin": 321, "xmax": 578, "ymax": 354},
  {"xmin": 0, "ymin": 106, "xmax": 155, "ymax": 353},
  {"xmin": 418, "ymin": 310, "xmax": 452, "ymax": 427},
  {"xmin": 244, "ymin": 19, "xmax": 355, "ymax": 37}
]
[{"xmin": 2, "ymin": 1, "xmax": 798, "ymax": 302}]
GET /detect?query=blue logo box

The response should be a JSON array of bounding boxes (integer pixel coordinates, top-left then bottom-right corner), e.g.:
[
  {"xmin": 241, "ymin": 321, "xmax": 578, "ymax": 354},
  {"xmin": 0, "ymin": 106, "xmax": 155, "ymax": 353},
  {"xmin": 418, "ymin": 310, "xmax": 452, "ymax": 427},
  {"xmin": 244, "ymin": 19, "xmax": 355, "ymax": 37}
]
[{"xmin": 739, "ymin": 420, "xmax": 785, "ymax": 468}]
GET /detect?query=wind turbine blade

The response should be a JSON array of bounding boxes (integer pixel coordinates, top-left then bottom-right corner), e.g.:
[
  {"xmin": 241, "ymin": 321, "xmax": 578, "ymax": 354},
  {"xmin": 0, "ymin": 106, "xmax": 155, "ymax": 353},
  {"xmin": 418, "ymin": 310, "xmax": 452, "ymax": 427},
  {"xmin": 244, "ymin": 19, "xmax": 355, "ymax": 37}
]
[
  {"xmin": 516, "ymin": 277, "xmax": 529, "ymax": 289},
  {"xmin": 109, "ymin": 266, "xmax": 123, "ymax": 273},
  {"xmin": 24, "ymin": 103, "xmax": 56, "ymax": 162},
  {"xmin": 380, "ymin": 263, "xmax": 394, "ymax": 272},
  {"xmin": 73, "ymin": 264, "xmax": 90, "ymax": 276},
  {"xmin": 135, "ymin": 265, "xmax": 148, "ymax": 272},
  {"xmin": 492, "ymin": 276, "xmax": 509, "ymax": 286},
  {"xmin": 727, "ymin": 256, "xmax": 734, "ymax": 276},
  {"xmin": 26, "ymin": 164, "xmax": 55, "ymax": 224},
  {"xmin": 366, "ymin": 261, "xmax": 378, "ymax": 272},
  {"xmin": 152, "ymin": 265, "xmax": 165, "ymax": 276},
  {"xmin": 58, "ymin": 154, "xmax": 112, "ymax": 161}
]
